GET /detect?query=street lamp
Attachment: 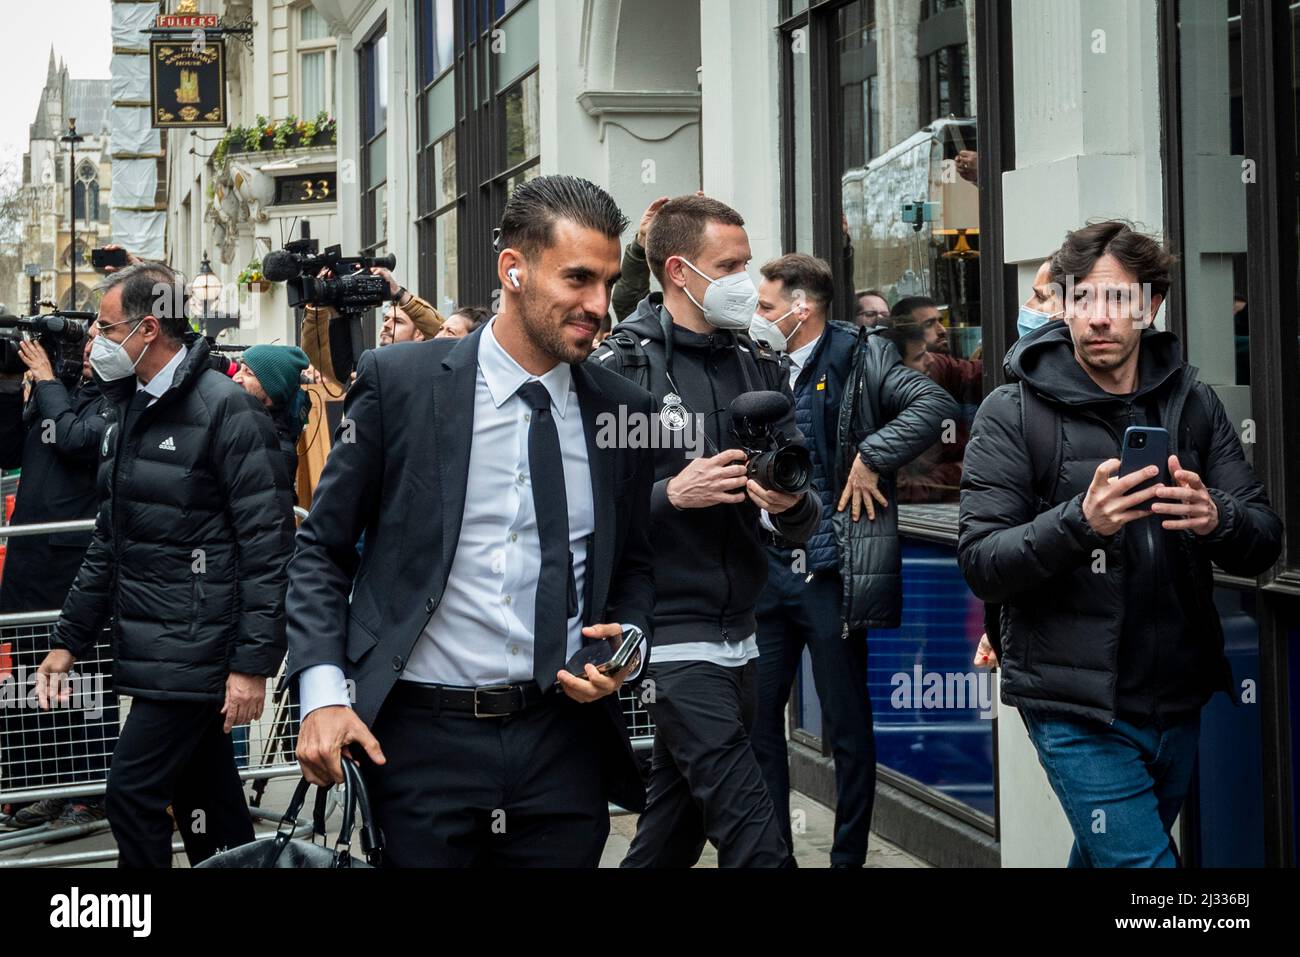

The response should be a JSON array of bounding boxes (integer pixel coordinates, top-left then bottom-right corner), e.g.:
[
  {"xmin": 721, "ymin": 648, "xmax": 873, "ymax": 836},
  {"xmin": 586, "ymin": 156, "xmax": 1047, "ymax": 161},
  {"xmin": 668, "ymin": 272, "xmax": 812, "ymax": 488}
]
[
  {"xmin": 59, "ymin": 118, "xmax": 84, "ymax": 310},
  {"xmin": 189, "ymin": 251, "xmax": 225, "ymax": 334}
]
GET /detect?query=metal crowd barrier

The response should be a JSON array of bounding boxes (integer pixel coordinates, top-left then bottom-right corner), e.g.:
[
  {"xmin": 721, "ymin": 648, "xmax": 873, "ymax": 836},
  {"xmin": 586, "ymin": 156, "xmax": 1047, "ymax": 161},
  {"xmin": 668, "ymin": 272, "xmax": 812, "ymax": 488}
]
[{"xmin": 0, "ymin": 512, "xmax": 657, "ymax": 861}]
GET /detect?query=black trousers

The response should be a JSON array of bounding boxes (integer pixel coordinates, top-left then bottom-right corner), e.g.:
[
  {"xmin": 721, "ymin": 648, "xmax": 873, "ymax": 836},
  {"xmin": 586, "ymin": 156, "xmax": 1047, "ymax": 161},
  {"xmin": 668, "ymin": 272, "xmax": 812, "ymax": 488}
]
[
  {"xmin": 104, "ymin": 697, "xmax": 254, "ymax": 868},
  {"xmin": 356, "ymin": 686, "xmax": 610, "ymax": 867},
  {"xmin": 621, "ymin": 658, "xmax": 790, "ymax": 868},
  {"xmin": 753, "ymin": 559, "xmax": 876, "ymax": 866}
]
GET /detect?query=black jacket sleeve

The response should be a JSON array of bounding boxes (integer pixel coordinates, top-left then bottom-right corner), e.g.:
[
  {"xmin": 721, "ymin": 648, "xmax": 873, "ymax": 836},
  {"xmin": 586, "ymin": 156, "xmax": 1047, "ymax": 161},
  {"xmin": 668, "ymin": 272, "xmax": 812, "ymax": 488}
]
[
  {"xmin": 51, "ymin": 498, "xmax": 115, "ymax": 658},
  {"xmin": 0, "ymin": 380, "xmax": 25, "ymax": 469},
  {"xmin": 958, "ymin": 385, "xmax": 1109, "ymax": 603},
  {"xmin": 1196, "ymin": 384, "xmax": 1283, "ymax": 576},
  {"xmin": 611, "ymin": 241, "xmax": 652, "ymax": 322},
  {"xmin": 602, "ymin": 390, "xmax": 657, "ymax": 646},
  {"xmin": 212, "ymin": 387, "xmax": 296, "ymax": 677},
  {"xmin": 32, "ymin": 380, "xmax": 106, "ymax": 464},
  {"xmin": 285, "ymin": 348, "xmax": 385, "ymax": 682},
  {"xmin": 858, "ymin": 343, "xmax": 959, "ymax": 474}
]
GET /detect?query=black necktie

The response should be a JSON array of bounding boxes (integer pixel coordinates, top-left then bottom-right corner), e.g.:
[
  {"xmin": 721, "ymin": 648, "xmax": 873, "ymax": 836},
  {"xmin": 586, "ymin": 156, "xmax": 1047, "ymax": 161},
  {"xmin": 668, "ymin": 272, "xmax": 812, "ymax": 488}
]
[
  {"xmin": 122, "ymin": 388, "xmax": 150, "ymax": 434},
  {"xmin": 516, "ymin": 381, "xmax": 570, "ymax": 691}
]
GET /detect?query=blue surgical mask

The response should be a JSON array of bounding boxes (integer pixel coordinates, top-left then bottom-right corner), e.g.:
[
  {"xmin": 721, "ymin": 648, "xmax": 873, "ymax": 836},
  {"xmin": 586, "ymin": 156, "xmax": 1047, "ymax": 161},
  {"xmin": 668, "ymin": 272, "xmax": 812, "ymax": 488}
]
[{"xmin": 1017, "ymin": 305, "xmax": 1054, "ymax": 339}]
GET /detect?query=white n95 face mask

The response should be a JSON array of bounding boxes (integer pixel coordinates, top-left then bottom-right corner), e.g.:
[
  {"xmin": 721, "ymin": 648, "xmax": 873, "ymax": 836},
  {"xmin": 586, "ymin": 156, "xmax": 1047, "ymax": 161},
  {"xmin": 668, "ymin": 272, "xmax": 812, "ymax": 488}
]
[
  {"xmin": 749, "ymin": 308, "xmax": 803, "ymax": 352},
  {"xmin": 90, "ymin": 321, "xmax": 148, "ymax": 382},
  {"xmin": 678, "ymin": 258, "xmax": 759, "ymax": 330}
]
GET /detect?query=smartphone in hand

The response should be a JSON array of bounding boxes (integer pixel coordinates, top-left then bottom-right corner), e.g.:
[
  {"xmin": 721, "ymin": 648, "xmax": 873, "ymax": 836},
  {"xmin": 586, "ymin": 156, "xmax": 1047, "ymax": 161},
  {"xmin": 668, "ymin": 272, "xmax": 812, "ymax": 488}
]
[
  {"xmin": 90, "ymin": 247, "xmax": 129, "ymax": 270},
  {"xmin": 563, "ymin": 626, "xmax": 646, "ymax": 680},
  {"xmin": 1118, "ymin": 426, "xmax": 1170, "ymax": 514}
]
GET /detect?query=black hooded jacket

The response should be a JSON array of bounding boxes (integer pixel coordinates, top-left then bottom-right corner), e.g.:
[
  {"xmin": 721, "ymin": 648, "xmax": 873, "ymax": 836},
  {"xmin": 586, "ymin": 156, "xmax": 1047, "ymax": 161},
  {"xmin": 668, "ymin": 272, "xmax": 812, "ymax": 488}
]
[
  {"xmin": 52, "ymin": 335, "xmax": 296, "ymax": 702},
  {"xmin": 591, "ymin": 296, "xmax": 821, "ymax": 646},
  {"xmin": 0, "ymin": 377, "xmax": 108, "ymax": 612},
  {"xmin": 958, "ymin": 322, "xmax": 1282, "ymax": 724}
]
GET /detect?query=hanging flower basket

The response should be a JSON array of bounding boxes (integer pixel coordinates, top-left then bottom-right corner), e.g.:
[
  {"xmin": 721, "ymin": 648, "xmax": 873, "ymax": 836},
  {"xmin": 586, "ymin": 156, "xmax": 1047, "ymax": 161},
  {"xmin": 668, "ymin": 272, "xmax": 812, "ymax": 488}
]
[{"xmin": 237, "ymin": 259, "xmax": 270, "ymax": 293}]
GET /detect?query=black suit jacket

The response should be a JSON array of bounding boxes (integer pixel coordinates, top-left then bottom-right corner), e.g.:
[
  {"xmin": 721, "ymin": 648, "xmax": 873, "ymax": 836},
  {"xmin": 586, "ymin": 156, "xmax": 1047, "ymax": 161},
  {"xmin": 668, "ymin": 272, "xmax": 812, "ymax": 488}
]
[{"xmin": 285, "ymin": 326, "xmax": 657, "ymax": 810}]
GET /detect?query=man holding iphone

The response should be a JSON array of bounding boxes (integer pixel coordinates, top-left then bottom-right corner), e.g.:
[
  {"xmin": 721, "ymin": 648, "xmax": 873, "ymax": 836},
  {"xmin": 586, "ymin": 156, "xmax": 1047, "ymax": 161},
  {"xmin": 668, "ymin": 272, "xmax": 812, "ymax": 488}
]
[{"xmin": 958, "ymin": 221, "xmax": 1282, "ymax": 867}]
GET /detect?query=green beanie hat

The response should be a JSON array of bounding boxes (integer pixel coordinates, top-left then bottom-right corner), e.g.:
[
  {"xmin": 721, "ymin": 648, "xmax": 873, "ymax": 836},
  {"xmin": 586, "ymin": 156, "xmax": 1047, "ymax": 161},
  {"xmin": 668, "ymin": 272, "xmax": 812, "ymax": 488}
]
[{"xmin": 242, "ymin": 344, "xmax": 310, "ymax": 409}]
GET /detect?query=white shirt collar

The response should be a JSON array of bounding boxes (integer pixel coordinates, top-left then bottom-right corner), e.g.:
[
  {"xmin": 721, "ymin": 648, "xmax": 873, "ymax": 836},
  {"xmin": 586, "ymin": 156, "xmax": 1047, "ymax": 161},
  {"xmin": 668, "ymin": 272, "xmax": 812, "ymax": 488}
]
[
  {"xmin": 788, "ymin": 334, "xmax": 821, "ymax": 369},
  {"xmin": 478, "ymin": 317, "xmax": 574, "ymax": 418},
  {"xmin": 138, "ymin": 343, "xmax": 188, "ymax": 399}
]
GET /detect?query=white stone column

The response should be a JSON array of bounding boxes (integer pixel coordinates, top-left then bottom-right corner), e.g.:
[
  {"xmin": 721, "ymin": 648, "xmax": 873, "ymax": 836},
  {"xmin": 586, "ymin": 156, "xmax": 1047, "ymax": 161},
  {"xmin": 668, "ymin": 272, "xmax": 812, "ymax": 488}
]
[
  {"xmin": 542, "ymin": 0, "xmax": 703, "ymax": 260},
  {"xmin": 698, "ymin": 0, "xmax": 780, "ymax": 267}
]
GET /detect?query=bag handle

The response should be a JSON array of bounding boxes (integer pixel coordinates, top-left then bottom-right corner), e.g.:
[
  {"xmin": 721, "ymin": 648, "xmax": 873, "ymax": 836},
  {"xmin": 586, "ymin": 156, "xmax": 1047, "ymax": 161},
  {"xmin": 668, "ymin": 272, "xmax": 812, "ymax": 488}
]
[{"xmin": 273, "ymin": 758, "xmax": 384, "ymax": 867}]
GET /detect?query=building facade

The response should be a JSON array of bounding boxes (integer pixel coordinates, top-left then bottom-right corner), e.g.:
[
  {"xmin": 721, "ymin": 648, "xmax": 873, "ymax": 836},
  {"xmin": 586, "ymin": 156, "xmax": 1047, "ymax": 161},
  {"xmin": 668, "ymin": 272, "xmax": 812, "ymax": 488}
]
[
  {"xmin": 15, "ymin": 51, "xmax": 113, "ymax": 313},
  {"xmin": 218, "ymin": 0, "xmax": 1294, "ymax": 866}
]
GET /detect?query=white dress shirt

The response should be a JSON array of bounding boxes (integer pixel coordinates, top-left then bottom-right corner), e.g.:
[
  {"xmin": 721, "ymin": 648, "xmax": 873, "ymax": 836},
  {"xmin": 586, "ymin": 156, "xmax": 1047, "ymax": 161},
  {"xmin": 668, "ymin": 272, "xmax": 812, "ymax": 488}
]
[
  {"xmin": 784, "ymin": 333, "xmax": 821, "ymax": 392},
  {"xmin": 300, "ymin": 319, "xmax": 636, "ymax": 716},
  {"xmin": 136, "ymin": 344, "xmax": 188, "ymax": 407}
]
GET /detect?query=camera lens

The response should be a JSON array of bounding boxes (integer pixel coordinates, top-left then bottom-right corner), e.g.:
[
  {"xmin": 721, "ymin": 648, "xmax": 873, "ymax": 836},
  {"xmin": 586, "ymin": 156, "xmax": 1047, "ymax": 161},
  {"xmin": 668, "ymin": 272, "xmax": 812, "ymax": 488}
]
[
  {"xmin": 750, "ymin": 446, "xmax": 812, "ymax": 495},
  {"xmin": 1130, "ymin": 432, "xmax": 1147, "ymax": 449}
]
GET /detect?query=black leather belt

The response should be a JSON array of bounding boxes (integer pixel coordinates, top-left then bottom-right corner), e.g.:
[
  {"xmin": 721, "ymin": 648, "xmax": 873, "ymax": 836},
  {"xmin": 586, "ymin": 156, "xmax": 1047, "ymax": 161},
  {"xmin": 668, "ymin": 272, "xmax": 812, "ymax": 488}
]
[{"xmin": 391, "ymin": 680, "xmax": 551, "ymax": 718}]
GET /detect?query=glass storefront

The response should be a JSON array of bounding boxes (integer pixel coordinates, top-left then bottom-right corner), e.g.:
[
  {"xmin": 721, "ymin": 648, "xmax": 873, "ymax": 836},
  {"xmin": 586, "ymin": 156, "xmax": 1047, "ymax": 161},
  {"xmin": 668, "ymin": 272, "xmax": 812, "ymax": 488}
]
[{"xmin": 794, "ymin": 538, "xmax": 994, "ymax": 820}]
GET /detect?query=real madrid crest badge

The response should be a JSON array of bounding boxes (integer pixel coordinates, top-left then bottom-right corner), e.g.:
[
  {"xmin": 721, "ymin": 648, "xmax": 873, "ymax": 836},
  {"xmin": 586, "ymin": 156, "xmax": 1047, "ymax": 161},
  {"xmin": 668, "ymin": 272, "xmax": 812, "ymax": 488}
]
[{"xmin": 660, "ymin": 393, "xmax": 688, "ymax": 432}]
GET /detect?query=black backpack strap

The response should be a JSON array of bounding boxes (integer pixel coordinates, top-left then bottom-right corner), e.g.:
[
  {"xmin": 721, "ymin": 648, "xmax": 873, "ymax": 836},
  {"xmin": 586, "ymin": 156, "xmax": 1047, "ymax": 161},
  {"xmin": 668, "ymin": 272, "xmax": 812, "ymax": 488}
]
[
  {"xmin": 592, "ymin": 329, "xmax": 651, "ymax": 392},
  {"xmin": 1019, "ymin": 380, "xmax": 1061, "ymax": 510},
  {"xmin": 1180, "ymin": 383, "xmax": 1214, "ymax": 467},
  {"xmin": 736, "ymin": 334, "xmax": 790, "ymax": 393}
]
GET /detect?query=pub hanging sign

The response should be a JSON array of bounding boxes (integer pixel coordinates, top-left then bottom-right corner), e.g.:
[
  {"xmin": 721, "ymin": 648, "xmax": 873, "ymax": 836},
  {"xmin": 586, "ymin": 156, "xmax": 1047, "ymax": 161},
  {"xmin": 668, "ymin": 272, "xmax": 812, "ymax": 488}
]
[{"xmin": 150, "ymin": 38, "xmax": 227, "ymax": 128}]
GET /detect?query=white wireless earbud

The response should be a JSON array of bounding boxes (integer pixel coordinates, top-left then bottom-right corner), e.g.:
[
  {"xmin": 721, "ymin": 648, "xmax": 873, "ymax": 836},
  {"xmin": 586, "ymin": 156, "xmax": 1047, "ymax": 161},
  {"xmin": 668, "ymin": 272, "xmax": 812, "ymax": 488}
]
[{"xmin": 508, "ymin": 268, "xmax": 521, "ymax": 289}]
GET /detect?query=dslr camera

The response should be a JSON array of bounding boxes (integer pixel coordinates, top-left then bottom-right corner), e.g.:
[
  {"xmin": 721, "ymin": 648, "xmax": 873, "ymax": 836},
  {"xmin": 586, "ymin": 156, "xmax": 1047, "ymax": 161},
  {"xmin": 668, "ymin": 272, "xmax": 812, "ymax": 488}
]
[
  {"xmin": 0, "ymin": 311, "xmax": 92, "ymax": 384},
  {"xmin": 728, "ymin": 391, "xmax": 813, "ymax": 495}
]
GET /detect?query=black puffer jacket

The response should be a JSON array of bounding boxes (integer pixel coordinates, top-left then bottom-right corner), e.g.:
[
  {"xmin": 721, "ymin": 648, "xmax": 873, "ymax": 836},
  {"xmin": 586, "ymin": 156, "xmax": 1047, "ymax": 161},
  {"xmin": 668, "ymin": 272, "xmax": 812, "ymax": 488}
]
[
  {"xmin": 52, "ymin": 335, "xmax": 295, "ymax": 702},
  {"xmin": 958, "ymin": 323, "xmax": 1282, "ymax": 723},
  {"xmin": 835, "ymin": 328, "xmax": 958, "ymax": 629}
]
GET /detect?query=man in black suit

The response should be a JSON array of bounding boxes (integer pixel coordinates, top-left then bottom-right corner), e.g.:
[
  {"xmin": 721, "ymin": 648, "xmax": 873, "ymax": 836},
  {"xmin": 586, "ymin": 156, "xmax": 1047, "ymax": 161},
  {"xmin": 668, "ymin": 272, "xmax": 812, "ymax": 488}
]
[{"xmin": 287, "ymin": 175, "xmax": 656, "ymax": 867}]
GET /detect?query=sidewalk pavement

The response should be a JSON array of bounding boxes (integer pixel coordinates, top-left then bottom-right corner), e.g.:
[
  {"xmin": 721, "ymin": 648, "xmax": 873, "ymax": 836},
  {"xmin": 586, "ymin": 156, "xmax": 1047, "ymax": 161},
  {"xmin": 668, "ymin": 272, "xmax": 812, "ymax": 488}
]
[{"xmin": 0, "ymin": 779, "xmax": 925, "ymax": 868}]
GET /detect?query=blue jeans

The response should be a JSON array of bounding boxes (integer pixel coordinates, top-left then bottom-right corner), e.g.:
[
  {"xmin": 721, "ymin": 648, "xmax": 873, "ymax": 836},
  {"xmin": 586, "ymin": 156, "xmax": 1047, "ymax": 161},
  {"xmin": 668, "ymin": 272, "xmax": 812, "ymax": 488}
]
[{"xmin": 1021, "ymin": 709, "xmax": 1201, "ymax": 867}]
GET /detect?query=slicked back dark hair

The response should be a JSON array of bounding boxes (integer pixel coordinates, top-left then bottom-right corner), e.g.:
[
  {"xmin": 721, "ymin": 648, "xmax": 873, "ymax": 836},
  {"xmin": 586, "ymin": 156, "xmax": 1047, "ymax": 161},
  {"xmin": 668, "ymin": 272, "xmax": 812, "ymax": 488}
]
[
  {"xmin": 97, "ymin": 262, "xmax": 188, "ymax": 340},
  {"xmin": 646, "ymin": 194, "xmax": 746, "ymax": 286},
  {"xmin": 1051, "ymin": 220, "xmax": 1176, "ymax": 300},
  {"xmin": 890, "ymin": 295, "xmax": 938, "ymax": 319},
  {"xmin": 498, "ymin": 175, "xmax": 629, "ymax": 261}
]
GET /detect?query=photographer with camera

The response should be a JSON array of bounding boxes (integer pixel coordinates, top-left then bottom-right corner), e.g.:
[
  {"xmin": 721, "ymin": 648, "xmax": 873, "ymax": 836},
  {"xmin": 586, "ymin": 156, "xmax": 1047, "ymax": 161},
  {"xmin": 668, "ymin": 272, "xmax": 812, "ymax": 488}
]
[
  {"xmin": 0, "ymin": 318, "xmax": 106, "ymax": 612},
  {"xmin": 299, "ymin": 266, "xmax": 443, "ymax": 389},
  {"xmin": 593, "ymin": 194, "xmax": 820, "ymax": 868},
  {"xmin": 0, "ymin": 315, "xmax": 118, "ymax": 830}
]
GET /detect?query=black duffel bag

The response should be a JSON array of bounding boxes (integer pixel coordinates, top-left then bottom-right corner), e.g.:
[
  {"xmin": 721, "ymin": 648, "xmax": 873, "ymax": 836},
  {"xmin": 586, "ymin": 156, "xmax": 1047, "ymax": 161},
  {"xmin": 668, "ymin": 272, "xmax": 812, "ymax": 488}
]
[{"xmin": 198, "ymin": 759, "xmax": 384, "ymax": 868}]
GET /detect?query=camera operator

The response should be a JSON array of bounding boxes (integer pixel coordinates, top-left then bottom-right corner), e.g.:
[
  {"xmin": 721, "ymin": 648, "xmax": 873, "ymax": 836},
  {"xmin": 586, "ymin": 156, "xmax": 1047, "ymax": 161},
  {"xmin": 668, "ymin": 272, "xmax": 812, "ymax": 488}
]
[
  {"xmin": 0, "ymin": 326, "xmax": 106, "ymax": 612},
  {"xmin": 593, "ymin": 194, "xmax": 820, "ymax": 868},
  {"xmin": 0, "ymin": 322, "xmax": 118, "ymax": 830},
  {"xmin": 300, "ymin": 267, "xmax": 443, "ymax": 388}
]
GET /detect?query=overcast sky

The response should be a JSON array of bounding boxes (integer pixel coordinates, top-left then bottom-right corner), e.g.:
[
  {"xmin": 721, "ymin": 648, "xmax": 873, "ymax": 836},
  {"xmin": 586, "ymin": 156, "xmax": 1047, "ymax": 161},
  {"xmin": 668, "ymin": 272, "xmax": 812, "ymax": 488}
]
[{"xmin": 0, "ymin": 0, "xmax": 112, "ymax": 161}]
